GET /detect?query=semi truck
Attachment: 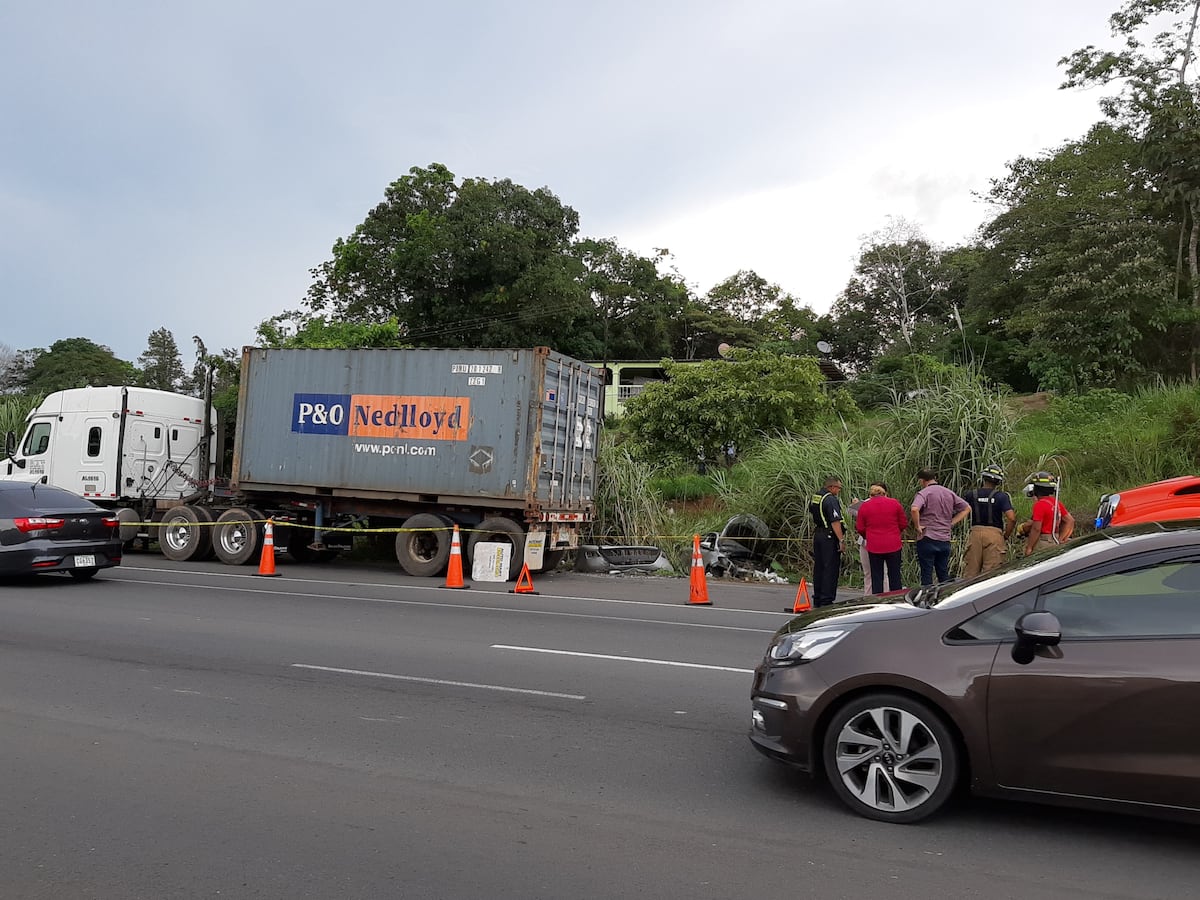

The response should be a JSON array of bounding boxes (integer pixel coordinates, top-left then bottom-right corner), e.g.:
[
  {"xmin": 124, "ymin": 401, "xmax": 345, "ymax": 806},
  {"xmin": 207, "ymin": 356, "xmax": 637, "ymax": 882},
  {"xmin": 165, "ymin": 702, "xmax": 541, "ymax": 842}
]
[{"xmin": 1, "ymin": 346, "xmax": 603, "ymax": 579}]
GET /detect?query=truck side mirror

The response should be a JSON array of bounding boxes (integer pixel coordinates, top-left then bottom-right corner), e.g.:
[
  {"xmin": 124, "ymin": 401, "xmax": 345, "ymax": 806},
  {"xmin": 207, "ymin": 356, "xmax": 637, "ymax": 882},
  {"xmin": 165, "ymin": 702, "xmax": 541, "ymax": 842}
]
[
  {"xmin": 3, "ymin": 430, "xmax": 14, "ymax": 458},
  {"xmin": 1012, "ymin": 610, "xmax": 1062, "ymax": 665}
]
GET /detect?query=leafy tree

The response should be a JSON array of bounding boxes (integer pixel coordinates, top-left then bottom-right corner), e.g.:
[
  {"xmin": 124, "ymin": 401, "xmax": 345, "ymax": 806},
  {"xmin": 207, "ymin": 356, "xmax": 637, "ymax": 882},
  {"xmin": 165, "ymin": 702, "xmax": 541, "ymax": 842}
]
[
  {"xmin": 826, "ymin": 219, "xmax": 955, "ymax": 372},
  {"xmin": 706, "ymin": 270, "xmax": 785, "ymax": 323},
  {"xmin": 970, "ymin": 123, "xmax": 1180, "ymax": 390},
  {"xmin": 697, "ymin": 270, "xmax": 828, "ymax": 359},
  {"xmin": 21, "ymin": 339, "xmax": 137, "ymax": 394},
  {"xmin": 1061, "ymin": 0, "xmax": 1200, "ymax": 375},
  {"xmin": 305, "ymin": 163, "xmax": 601, "ymax": 357},
  {"xmin": 0, "ymin": 343, "xmax": 28, "ymax": 395},
  {"xmin": 620, "ymin": 349, "xmax": 839, "ymax": 466},
  {"xmin": 138, "ymin": 327, "xmax": 187, "ymax": 392},
  {"xmin": 255, "ymin": 314, "xmax": 407, "ymax": 349},
  {"xmin": 577, "ymin": 239, "xmax": 690, "ymax": 361},
  {"xmin": 756, "ymin": 296, "xmax": 829, "ymax": 356}
]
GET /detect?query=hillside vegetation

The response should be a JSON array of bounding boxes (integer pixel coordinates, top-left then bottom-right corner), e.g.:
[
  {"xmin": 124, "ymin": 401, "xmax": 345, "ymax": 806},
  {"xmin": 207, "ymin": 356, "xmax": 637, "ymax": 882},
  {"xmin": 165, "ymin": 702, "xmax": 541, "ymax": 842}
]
[{"xmin": 593, "ymin": 379, "xmax": 1200, "ymax": 584}]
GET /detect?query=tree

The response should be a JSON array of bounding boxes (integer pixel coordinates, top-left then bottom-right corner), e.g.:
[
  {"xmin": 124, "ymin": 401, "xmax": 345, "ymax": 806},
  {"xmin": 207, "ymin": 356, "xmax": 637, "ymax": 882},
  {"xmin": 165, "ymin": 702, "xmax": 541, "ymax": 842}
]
[
  {"xmin": 138, "ymin": 327, "xmax": 187, "ymax": 392},
  {"xmin": 620, "ymin": 349, "xmax": 838, "ymax": 466},
  {"xmin": 1061, "ymin": 0, "xmax": 1200, "ymax": 375},
  {"xmin": 0, "ymin": 343, "xmax": 22, "ymax": 395},
  {"xmin": 304, "ymin": 163, "xmax": 602, "ymax": 357},
  {"xmin": 699, "ymin": 270, "xmax": 827, "ymax": 358},
  {"xmin": 706, "ymin": 270, "xmax": 785, "ymax": 324},
  {"xmin": 826, "ymin": 219, "xmax": 955, "ymax": 372},
  {"xmin": 577, "ymin": 239, "xmax": 690, "ymax": 361},
  {"xmin": 970, "ymin": 123, "xmax": 1180, "ymax": 389},
  {"xmin": 255, "ymin": 314, "xmax": 407, "ymax": 349},
  {"xmin": 21, "ymin": 339, "xmax": 137, "ymax": 394}
]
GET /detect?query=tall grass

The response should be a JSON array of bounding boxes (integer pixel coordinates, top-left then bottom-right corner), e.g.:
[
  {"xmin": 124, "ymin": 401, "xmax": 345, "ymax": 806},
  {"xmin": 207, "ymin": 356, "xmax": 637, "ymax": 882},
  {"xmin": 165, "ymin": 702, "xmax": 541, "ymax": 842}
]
[
  {"xmin": 878, "ymin": 369, "xmax": 1015, "ymax": 493},
  {"xmin": 0, "ymin": 395, "xmax": 40, "ymax": 441},
  {"xmin": 592, "ymin": 444, "xmax": 672, "ymax": 547}
]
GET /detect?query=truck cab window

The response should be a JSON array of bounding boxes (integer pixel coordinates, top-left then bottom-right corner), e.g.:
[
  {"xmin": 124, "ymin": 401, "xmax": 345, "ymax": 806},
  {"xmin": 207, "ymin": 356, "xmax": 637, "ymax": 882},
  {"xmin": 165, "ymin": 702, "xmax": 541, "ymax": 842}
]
[
  {"xmin": 87, "ymin": 426, "xmax": 103, "ymax": 457},
  {"xmin": 23, "ymin": 422, "xmax": 52, "ymax": 456}
]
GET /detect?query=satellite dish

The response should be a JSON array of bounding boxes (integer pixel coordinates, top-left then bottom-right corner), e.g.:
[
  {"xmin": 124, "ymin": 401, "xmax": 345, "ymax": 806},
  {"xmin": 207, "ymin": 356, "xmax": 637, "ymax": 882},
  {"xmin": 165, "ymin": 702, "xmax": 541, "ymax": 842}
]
[
  {"xmin": 816, "ymin": 340, "xmax": 832, "ymax": 354},
  {"xmin": 717, "ymin": 342, "xmax": 732, "ymax": 358}
]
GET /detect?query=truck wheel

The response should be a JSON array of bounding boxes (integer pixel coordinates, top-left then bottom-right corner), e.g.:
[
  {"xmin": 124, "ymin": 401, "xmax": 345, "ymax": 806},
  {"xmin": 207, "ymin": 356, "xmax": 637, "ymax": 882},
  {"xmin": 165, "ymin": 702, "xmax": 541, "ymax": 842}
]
[
  {"xmin": 158, "ymin": 505, "xmax": 213, "ymax": 562},
  {"xmin": 468, "ymin": 517, "xmax": 525, "ymax": 581},
  {"xmin": 395, "ymin": 514, "xmax": 453, "ymax": 577},
  {"xmin": 213, "ymin": 507, "xmax": 263, "ymax": 565}
]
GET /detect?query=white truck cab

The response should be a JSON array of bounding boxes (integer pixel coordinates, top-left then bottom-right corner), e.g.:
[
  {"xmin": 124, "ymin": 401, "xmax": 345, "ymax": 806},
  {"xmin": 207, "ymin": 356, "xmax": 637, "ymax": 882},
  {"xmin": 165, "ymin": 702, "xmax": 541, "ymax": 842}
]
[{"xmin": 2, "ymin": 386, "xmax": 212, "ymax": 505}]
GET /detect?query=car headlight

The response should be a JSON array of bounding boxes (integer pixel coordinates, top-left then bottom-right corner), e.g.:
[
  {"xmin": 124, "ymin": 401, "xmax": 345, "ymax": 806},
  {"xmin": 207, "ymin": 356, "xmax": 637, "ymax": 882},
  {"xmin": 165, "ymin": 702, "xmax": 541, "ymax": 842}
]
[{"xmin": 767, "ymin": 625, "xmax": 857, "ymax": 665}]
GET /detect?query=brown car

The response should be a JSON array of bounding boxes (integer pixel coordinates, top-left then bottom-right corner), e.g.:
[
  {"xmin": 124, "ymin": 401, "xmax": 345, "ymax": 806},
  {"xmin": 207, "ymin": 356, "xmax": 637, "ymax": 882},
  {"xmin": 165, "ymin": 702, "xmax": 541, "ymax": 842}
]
[{"xmin": 749, "ymin": 521, "xmax": 1200, "ymax": 824}]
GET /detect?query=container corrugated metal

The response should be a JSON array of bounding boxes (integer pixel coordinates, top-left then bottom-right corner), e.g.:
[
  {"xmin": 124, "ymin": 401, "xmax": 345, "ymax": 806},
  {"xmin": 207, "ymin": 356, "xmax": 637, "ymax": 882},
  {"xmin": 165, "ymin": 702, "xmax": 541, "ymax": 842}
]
[{"xmin": 231, "ymin": 347, "xmax": 602, "ymax": 512}]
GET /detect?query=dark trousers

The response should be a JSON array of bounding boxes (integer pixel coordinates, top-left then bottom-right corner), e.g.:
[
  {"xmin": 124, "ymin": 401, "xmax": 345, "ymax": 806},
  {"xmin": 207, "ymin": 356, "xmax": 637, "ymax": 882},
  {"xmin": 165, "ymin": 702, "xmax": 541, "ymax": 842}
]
[
  {"xmin": 916, "ymin": 537, "xmax": 951, "ymax": 585},
  {"xmin": 868, "ymin": 550, "xmax": 903, "ymax": 595},
  {"xmin": 812, "ymin": 531, "xmax": 841, "ymax": 606}
]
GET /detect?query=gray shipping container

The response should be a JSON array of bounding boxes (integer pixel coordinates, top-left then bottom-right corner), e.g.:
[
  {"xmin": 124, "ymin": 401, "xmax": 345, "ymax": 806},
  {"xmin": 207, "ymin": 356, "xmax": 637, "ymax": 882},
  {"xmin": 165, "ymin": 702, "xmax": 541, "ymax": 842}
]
[{"xmin": 231, "ymin": 347, "xmax": 602, "ymax": 517}]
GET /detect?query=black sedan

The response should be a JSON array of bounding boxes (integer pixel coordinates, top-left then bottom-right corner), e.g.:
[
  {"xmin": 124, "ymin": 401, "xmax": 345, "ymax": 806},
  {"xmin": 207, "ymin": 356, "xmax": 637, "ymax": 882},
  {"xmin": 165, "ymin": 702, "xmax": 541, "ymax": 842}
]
[{"xmin": 0, "ymin": 482, "xmax": 122, "ymax": 579}]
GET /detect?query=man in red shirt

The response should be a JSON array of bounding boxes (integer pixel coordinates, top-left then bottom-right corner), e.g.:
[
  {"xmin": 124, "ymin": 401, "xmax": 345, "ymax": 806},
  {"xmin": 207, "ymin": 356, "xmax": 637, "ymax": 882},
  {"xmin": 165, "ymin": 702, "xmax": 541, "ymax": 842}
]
[{"xmin": 1023, "ymin": 471, "xmax": 1075, "ymax": 555}]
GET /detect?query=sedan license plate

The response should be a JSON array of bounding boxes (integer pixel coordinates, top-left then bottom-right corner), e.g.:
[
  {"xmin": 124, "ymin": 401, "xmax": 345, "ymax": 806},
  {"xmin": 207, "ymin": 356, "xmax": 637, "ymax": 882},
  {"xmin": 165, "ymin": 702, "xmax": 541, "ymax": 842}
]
[{"xmin": 74, "ymin": 554, "xmax": 97, "ymax": 567}]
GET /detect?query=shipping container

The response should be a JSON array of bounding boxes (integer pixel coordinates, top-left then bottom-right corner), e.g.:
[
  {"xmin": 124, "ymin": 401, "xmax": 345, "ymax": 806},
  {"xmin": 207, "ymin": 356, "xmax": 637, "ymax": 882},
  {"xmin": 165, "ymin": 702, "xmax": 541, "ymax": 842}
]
[{"xmin": 232, "ymin": 346, "xmax": 600, "ymax": 513}]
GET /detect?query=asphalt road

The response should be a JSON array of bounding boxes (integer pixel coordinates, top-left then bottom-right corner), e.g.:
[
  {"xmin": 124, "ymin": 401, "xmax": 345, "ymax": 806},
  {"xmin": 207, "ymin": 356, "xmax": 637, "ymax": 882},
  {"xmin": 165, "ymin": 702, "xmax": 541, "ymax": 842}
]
[{"xmin": 0, "ymin": 555, "xmax": 1196, "ymax": 899}]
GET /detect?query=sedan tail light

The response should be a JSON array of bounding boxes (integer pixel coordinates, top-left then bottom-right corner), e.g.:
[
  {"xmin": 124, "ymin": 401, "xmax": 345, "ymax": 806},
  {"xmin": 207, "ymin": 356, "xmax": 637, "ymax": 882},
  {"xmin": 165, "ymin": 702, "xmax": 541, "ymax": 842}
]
[
  {"xmin": 14, "ymin": 517, "xmax": 66, "ymax": 533},
  {"xmin": 102, "ymin": 516, "xmax": 120, "ymax": 529}
]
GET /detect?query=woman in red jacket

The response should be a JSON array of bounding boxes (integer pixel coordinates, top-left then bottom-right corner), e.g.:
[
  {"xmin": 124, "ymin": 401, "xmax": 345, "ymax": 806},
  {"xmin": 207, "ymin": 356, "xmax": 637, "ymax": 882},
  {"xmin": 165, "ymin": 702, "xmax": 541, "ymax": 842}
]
[{"xmin": 855, "ymin": 482, "xmax": 908, "ymax": 595}]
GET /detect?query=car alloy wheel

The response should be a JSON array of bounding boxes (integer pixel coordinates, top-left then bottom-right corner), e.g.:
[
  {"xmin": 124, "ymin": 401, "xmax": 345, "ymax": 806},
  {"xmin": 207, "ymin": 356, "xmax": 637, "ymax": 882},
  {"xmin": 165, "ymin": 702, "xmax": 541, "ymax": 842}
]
[{"xmin": 823, "ymin": 693, "xmax": 959, "ymax": 823}]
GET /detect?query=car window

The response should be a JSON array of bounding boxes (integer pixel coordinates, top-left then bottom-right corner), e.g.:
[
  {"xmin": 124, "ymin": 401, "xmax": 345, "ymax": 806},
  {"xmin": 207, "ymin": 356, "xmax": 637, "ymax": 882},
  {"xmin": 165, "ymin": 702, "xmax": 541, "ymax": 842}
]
[
  {"xmin": 930, "ymin": 532, "xmax": 1124, "ymax": 610},
  {"xmin": 1041, "ymin": 560, "xmax": 1200, "ymax": 638},
  {"xmin": 946, "ymin": 589, "xmax": 1037, "ymax": 641},
  {"xmin": 23, "ymin": 421, "xmax": 52, "ymax": 456}
]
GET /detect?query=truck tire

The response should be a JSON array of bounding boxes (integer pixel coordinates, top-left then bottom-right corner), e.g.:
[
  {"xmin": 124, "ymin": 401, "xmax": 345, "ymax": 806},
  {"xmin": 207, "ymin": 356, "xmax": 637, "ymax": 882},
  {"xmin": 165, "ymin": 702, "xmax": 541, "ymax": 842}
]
[
  {"xmin": 468, "ymin": 517, "xmax": 526, "ymax": 581},
  {"xmin": 213, "ymin": 507, "xmax": 264, "ymax": 566},
  {"xmin": 116, "ymin": 507, "xmax": 142, "ymax": 545},
  {"xmin": 395, "ymin": 514, "xmax": 453, "ymax": 577},
  {"xmin": 158, "ymin": 505, "xmax": 213, "ymax": 562}
]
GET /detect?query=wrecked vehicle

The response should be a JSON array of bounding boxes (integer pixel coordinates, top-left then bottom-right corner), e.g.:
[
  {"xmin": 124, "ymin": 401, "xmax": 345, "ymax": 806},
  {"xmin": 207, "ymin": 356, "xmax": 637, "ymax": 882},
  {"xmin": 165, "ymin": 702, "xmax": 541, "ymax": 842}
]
[
  {"xmin": 700, "ymin": 514, "xmax": 783, "ymax": 582},
  {"xmin": 575, "ymin": 544, "xmax": 674, "ymax": 574}
]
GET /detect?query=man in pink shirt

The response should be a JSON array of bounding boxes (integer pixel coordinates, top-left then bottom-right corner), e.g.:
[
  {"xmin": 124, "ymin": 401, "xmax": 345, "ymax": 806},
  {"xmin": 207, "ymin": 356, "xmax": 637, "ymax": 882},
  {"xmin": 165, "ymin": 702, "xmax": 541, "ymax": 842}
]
[{"xmin": 910, "ymin": 467, "xmax": 970, "ymax": 586}]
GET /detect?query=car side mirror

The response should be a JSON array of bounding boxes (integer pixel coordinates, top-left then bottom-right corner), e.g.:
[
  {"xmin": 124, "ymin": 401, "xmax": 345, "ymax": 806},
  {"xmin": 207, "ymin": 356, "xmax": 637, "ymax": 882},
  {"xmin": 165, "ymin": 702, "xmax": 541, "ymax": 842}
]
[{"xmin": 1012, "ymin": 611, "xmax": 1062, "ymax": 665}]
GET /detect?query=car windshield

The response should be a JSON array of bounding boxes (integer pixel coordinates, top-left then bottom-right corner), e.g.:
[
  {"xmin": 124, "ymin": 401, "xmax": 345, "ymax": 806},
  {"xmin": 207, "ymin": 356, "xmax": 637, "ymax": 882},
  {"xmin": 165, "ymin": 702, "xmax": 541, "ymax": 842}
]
[{"xmin": 920, "ymin": 531, "xmax": 1127, "ymax": 610}]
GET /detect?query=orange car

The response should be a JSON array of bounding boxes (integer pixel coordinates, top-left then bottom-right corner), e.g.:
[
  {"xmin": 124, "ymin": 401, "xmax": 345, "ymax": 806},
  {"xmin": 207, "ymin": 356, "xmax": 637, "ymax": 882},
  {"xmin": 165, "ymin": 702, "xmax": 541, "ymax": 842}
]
[{"xmin": 1095, "ymin": 476, "xmax": 1200, "ymax": 528}]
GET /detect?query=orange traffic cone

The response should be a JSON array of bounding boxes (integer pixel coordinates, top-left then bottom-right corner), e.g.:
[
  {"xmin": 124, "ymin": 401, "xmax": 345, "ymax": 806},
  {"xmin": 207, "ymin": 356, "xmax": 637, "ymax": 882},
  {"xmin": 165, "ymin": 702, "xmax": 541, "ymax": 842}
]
[
  {"xmin": 441, "ymin": 524, "xmax": 469, "ymax": 589},
  {"xmin": 785, "ymin": 577, "xmax": 812, "ymax": 613},
  {"xmin": 688, "ymin": 533, "xmax": 712, "ymax": 606},
  {"xmin": 509, "ymin": 562, "xmax": 538, "ymax": 594},
  {"xmin": 256, "ymin": 518, "xmax": 280, "ymax": 577}
]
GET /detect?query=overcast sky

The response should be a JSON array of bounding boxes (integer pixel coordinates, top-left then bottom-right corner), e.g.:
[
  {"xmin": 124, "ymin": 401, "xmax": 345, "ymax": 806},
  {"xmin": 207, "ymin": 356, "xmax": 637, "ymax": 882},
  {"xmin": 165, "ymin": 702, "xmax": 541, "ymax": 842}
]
[{"xmin": 1, "ymin": 1, "xmax": 1117, "ymax": 365}]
